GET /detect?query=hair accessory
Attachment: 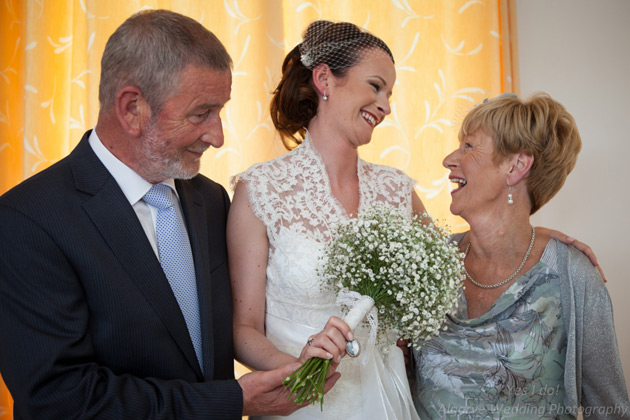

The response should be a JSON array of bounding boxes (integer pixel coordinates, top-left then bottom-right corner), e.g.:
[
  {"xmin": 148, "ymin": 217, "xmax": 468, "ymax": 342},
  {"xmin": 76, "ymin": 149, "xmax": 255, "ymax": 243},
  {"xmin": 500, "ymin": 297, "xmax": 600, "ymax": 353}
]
[
  {"xmin": 464, "ymin": 225, "xmax": 535, "ymax": 289},
  {"xmin": 300, "ymin": 53, "xmax": 314, "ymax": 69},
  {"xmin": 507, "ymin": 184, "xmax": 514, "ymax": 205},
  {"xmin": 322, "ymin": 89, "xmax": 328, "ymax": 101},
  {"xmin": 298, "ymin": 20, "xmax": 393, "ymax": 71}
]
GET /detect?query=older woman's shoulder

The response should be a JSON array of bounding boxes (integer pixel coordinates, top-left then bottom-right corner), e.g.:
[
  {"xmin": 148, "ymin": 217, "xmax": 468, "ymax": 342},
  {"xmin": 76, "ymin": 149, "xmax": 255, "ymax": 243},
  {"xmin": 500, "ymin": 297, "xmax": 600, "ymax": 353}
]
[{"xmin": 552, "ymin": 238, "xmax": 606, "ymax": 291}]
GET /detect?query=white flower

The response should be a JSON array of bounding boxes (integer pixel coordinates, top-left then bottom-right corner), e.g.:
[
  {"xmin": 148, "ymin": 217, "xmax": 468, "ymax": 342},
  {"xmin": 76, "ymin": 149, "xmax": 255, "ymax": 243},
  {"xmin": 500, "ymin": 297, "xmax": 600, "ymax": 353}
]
[
  {"xmin": 300, "ymin": 53, "xmax": 314, "ymax": 68},
  {"xmin": 318, "ymin": 204, "xmax": 464, "ymax": 344}
]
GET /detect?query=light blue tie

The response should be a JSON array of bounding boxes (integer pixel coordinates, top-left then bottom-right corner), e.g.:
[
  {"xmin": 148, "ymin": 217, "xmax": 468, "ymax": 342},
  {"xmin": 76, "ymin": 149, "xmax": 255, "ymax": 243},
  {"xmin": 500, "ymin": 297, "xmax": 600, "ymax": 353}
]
[{"xmin": 143, "ymin": 183, "xmax": 203, "ymax": 372}]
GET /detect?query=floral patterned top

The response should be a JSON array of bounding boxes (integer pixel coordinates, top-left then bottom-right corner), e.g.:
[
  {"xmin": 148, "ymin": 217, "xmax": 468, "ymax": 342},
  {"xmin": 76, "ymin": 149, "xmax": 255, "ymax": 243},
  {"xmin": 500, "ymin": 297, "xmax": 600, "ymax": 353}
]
[{"xmin": 413, "ymin": 237, "xmax": 573, "ymax": 419}]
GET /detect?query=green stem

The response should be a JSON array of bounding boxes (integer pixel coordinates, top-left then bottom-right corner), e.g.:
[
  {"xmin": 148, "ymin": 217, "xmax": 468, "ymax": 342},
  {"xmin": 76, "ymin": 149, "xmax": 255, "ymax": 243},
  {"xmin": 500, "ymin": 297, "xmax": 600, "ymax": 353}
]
[{"xmin": 283, "ymin": 357, "xmax": 333, "ymax": 410}]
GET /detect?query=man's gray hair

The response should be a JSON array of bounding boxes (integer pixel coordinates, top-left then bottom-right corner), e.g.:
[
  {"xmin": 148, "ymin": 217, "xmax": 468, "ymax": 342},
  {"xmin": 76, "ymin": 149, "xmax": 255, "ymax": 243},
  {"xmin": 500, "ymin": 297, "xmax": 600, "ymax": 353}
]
[{"xmin": 99, "ymin": 9, "xmax": 232, "ymax": 113}]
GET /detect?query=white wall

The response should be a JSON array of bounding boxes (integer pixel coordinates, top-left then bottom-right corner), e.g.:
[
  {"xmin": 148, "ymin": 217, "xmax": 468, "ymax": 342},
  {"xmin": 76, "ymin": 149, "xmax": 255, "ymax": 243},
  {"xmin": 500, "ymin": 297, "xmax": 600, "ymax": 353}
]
[{"xmin": 517, "ymin": 0, "xmax": 630, "ymax": 393}]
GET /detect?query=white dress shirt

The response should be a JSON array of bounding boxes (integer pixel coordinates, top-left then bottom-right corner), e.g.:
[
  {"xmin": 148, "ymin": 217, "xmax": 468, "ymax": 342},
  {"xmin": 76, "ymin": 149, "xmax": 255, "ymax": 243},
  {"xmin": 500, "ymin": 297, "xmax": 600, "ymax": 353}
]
[{"xmin": 88, "ymin": 129, "xmax": 185, "ymax": 259}]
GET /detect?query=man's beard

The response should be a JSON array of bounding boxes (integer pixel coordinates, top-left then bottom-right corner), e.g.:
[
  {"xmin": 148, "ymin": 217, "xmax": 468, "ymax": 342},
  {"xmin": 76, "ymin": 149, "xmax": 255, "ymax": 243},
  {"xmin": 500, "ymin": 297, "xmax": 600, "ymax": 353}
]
[{"xmin": 139, "ymin": 117, "xmax": 201, "ymax": 182}]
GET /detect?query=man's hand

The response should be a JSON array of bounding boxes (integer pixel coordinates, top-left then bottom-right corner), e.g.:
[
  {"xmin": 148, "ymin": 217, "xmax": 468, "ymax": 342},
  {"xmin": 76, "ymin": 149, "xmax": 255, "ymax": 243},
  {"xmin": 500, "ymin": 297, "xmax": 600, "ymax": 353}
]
[{"xmin": 239, "ymin": 362, "xmax": 341, "ymax": 416}]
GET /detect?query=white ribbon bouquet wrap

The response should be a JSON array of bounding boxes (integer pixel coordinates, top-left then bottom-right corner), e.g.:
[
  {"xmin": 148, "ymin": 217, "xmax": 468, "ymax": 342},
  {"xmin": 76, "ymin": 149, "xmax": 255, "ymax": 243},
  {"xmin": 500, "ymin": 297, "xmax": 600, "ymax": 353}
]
[
  {"xmin": 283, "ymin": 204, "xmax": 464, "ymax": 409},
  {"xmin": 336, "ymin": 291, "xmax": 377, "ymax": 363}
]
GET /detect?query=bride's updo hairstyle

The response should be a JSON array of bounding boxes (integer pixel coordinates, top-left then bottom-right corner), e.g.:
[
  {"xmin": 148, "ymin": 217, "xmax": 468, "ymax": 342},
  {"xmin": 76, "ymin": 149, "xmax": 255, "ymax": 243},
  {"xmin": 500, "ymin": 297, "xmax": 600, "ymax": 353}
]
[
  {"xmin": 271, "ymin": 20, "xmax": 394, "ymax": 149},
  {"xmin": 460, "ymin": 92, "xmax": 582, "ymax": 214}
]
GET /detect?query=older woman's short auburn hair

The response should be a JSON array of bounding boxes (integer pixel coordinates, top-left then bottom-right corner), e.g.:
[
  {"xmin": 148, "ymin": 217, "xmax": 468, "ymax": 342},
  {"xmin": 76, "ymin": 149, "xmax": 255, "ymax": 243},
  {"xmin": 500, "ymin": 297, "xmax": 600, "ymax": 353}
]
[{"xmin": 459, "ymin": 92, "xmax": 582, "ymax": 214}]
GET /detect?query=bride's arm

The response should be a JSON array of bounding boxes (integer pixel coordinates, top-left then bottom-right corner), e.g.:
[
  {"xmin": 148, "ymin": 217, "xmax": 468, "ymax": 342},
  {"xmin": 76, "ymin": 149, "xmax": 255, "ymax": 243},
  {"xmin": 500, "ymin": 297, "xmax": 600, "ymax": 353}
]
[
  {"xmin": 228, "ymin": 182, "xmax": 295, "ymax": 370},
  {"xmin": 228, "ymin": 182, "xmax": 348, "ymax": 371},
  {"xmin": 412, "ymin": 190, "xmax": 433, "ymax": 229},
  {"xmin": 411, "ymin": 190, "xmax": 427, "ymax": 217}
]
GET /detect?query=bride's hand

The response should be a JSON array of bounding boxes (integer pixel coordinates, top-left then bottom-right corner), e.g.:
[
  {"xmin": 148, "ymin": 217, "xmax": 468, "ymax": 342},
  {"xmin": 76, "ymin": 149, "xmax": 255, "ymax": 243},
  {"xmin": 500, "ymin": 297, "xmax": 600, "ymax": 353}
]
[{"xmin": 298, "ymin": 316, "xmax": 353, "ymax": 373}]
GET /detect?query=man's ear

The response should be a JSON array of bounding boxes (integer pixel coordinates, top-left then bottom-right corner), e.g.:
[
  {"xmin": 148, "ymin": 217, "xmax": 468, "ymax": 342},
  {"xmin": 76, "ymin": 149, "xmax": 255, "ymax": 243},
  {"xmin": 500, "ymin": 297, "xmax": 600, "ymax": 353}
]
[
  {"xmin": 115, "ymin": 86, "xmax": 151, "ymax": 136},
  {"xmin": 507, "ymin": 152, "xmax": 534, "ymax": 185},
  {"xmin": 312, "ymin": 63, "xmax": 330, "ymax": 97}
]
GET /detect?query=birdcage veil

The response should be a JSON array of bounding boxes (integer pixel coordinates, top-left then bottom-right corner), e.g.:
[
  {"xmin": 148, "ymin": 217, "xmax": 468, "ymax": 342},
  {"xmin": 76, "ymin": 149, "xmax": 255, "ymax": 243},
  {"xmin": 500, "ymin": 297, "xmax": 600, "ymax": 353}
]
[{"xmin": 298, "ymin": 20, "xmax": 393, "ymax": 71}]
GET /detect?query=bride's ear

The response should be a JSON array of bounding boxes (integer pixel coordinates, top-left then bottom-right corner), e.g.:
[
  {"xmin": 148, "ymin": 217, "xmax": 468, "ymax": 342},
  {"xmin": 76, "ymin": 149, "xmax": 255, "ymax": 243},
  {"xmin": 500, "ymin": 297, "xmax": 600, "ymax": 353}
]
[{"xmin": 312, "ymin": 63, "xmax": 330, "ymax": 98}]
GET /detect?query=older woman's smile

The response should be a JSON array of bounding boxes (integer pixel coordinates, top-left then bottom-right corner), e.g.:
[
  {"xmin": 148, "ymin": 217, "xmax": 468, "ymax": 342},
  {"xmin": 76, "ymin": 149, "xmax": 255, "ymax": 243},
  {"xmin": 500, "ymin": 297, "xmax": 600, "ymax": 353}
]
[{"xmin": 449, "ymin": 176, "xmax": 467, "ymax": 192}]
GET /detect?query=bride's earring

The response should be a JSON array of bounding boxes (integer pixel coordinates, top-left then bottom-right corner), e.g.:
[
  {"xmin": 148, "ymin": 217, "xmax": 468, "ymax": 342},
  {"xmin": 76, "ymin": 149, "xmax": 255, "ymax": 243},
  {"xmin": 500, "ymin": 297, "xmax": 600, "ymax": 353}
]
[
  {"xmin": 322, "ymin": 89, "xmax": 328, "ymax": 101},
  {"xmin": 507, "ymin": 184, "xmax": 514, "ymax": 205}
]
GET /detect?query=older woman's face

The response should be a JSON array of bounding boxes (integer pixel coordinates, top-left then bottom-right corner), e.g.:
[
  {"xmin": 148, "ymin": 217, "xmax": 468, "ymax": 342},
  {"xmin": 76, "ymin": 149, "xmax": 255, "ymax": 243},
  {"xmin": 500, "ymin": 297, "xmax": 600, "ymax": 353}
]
[{"xmin": 442, "ymin": 129, "xmax": 509, "ymax": 219}]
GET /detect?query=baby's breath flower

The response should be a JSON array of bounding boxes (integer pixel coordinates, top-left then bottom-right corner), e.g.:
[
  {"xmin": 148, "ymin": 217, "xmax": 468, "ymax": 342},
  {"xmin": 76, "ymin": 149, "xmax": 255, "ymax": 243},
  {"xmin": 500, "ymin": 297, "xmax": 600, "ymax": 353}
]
[{"xmin": 319, "ymin": 204, "xmax": 464, "ymax": 344}]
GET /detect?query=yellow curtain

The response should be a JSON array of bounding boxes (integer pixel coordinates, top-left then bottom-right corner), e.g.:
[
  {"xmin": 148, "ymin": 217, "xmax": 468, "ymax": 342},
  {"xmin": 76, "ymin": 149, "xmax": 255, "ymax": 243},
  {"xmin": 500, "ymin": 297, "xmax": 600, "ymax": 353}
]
[{"xmin": 0, "ymin": 1, "xmax": 518, "ymax": 417}]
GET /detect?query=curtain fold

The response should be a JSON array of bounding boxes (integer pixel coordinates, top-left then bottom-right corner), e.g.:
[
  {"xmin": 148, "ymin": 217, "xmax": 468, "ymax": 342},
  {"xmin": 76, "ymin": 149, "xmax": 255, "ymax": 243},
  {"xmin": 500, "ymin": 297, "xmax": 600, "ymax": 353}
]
[{"xmin": 0, "ymin": 1, "xmax": 518, "ymax": 418}]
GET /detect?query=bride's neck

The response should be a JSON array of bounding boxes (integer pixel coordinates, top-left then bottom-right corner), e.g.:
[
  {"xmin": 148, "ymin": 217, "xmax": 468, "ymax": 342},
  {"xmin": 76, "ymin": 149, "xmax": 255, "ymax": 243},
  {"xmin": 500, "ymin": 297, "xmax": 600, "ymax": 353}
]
[{"xmin": 308, "ymin": 128, "xmax": 358, "ymax": 186}]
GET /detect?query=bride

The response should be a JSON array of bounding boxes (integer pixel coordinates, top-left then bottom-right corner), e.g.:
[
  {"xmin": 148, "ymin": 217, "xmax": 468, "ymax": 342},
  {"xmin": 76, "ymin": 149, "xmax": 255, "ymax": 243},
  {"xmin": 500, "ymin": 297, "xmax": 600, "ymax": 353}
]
[{"xmin": 227, "ymin": 20, "xmax": 423, "ymax": 419}]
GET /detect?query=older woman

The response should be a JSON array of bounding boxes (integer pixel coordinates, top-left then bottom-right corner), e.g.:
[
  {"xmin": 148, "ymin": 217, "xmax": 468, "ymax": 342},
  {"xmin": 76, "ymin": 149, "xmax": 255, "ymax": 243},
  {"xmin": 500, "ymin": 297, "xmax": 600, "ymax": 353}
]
[{"xmin": 412, "ymin": 93, "xmax": 629, "ymax": 419}]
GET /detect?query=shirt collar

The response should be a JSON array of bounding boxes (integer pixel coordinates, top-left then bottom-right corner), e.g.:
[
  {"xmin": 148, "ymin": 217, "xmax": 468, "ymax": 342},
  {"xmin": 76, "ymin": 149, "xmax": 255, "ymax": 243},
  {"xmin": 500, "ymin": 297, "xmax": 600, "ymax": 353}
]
[{"xmin": 89, "ymin": 129, "xmax": 177, "ymax": 204}]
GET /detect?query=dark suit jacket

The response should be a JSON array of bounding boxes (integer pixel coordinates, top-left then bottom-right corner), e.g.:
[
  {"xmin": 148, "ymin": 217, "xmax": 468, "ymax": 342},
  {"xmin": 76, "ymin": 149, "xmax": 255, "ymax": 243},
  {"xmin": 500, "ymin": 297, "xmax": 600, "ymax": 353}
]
[{"xmin": 0, "ymin": 131, "xmax": 243, "ymax": 419}]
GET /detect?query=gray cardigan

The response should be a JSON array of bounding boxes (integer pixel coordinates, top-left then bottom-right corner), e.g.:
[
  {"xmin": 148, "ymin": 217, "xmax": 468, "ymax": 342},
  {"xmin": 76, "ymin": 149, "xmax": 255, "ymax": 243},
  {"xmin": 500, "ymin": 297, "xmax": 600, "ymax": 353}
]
[{"xmin": 553, "ymin": 239, "xmax": 629, "ymax": 418}]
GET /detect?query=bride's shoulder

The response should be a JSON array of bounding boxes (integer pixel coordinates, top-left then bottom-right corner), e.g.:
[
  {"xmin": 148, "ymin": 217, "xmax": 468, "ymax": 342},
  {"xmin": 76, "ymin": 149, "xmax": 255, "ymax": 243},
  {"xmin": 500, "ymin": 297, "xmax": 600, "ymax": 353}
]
[
  {"xmin": 361, "ymin": 159, "xmax": 409, "ymax": 177},
  {"xmin": 235, "ymin": 149, "xmax": 297, "ymax": 180},
  {"xmin": 360, "ymin": 160, "xmax": 415, "ymax": 186},
  {"xmin": 231, "ymin": 148, "xmax": 308, "ymax": 197}
]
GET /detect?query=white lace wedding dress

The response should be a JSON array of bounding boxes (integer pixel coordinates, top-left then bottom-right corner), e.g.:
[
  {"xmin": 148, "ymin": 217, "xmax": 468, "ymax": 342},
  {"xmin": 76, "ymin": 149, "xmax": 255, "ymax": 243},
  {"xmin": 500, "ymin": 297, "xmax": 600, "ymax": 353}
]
[{"xmin": 234, "ymin": 134, "xmax": 420, "ymax": 420}]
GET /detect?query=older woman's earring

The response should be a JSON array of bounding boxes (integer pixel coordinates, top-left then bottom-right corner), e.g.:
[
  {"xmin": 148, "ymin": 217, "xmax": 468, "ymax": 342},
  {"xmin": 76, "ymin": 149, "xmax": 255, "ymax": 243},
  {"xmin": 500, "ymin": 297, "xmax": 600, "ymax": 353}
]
[
  {"xmin": 322, "ymin": 89, "xmax": 328, "ymax": 101},
  {"xmin": 507, "ymin": 185, "xmax": 514, "ymax": 205}
]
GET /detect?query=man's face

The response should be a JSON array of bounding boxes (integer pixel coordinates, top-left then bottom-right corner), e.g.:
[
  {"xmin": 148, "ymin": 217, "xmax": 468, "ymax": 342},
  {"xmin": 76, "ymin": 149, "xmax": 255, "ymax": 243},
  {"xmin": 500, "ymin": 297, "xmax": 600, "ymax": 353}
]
[{"xmin": 137, "ymin": 64, "xmax": 232, "ymax": 183}]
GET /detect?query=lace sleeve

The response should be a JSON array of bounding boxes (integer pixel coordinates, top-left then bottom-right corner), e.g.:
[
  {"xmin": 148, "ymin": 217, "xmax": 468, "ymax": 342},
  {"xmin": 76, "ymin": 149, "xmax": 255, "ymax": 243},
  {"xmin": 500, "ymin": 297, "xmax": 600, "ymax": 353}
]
[
  {"xmin": 230, "ymin": 163, "xmax": 274, "ymax": 231},
  {"xmin": 230, "ymin": 154, "xmax": 317, "ymax": 246}
]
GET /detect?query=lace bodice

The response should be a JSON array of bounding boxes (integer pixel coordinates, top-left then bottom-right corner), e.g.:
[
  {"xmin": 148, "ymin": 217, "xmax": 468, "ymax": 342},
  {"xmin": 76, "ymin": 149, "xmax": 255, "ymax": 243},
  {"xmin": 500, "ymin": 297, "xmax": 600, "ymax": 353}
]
[
  {"xmin": 235, "ymin": 135, "xmax": 413, "ymax": 245},
  {"xmin": 233, "ymin": 135, "xmax": 414, "ymax": 326}
]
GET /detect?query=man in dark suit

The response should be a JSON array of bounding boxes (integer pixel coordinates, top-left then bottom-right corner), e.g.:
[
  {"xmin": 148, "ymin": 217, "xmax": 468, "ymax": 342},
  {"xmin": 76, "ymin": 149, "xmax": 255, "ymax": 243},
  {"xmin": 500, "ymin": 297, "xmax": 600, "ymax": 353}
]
[{"xmin": 0, "ymin": 10, "xmax": 337, "ymax": 419}]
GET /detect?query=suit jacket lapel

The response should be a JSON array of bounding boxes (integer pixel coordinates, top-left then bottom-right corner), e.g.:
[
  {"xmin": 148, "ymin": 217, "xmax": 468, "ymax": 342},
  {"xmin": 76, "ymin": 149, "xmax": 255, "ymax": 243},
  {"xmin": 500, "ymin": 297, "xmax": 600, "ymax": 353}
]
[
  {"xmin": 176, "ymin": 180, "xmax": 215, "ymax": 378},
  {"xmin": 70, "ymin": 132, "xmax": 203, "ymax": 377}
]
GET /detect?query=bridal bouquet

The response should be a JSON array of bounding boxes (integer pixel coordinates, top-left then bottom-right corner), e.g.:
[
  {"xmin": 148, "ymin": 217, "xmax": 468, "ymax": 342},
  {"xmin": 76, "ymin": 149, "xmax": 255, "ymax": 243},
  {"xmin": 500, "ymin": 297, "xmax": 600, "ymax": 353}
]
[{"xmin": 282, "ymin": 204, "xmax": 464, "ymax": 408}]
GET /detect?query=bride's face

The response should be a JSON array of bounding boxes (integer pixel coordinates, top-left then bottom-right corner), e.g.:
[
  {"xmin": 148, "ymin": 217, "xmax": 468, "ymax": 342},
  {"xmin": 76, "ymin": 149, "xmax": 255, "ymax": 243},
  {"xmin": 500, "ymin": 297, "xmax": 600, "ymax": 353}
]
[{"xmin": 326, "ymin": 48, "xmax": 396, "ymax": 148}]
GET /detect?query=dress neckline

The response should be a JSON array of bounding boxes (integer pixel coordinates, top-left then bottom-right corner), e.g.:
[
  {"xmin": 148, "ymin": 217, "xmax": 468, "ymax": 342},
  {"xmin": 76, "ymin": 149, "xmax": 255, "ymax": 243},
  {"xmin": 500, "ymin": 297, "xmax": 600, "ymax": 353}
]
[
  {"xmin": 452, "ymin": 238, "xmax": 557, "ymax": 325},
  {"xmin": 302, "ymin": 132, "xmax": 364, "ymax": 220}
]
